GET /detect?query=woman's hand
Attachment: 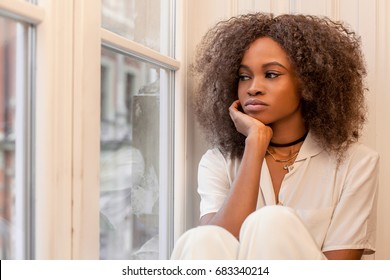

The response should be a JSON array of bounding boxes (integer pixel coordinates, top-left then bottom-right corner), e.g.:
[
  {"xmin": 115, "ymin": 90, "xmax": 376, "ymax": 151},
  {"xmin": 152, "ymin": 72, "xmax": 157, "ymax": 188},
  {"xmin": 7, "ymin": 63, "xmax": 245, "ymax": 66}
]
[{"xmin": 229, "ymin": 100, "xmax": 273, "ymax": 142}]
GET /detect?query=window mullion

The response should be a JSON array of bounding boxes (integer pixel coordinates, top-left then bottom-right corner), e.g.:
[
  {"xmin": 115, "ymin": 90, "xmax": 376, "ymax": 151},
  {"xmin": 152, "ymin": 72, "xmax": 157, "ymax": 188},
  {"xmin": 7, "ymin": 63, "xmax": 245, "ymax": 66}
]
[
  {"xmin": 35, "ymin": 0, "xmax": 74, "ymax": 259},
  {"xmin": 101, "ymin": 28, "xmax": 180, "ymax": 71},
  {"xmin": 71, "ymin": 0, "xmax": 101, "ymax": 259}
]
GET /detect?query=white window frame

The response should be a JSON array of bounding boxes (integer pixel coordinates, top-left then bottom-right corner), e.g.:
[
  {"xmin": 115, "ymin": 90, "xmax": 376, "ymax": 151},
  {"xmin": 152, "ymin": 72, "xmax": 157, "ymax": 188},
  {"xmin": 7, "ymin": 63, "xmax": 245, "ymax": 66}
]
[{"xmin": 0, "ymin": 0, "xmax": 185, "ymax": 259}]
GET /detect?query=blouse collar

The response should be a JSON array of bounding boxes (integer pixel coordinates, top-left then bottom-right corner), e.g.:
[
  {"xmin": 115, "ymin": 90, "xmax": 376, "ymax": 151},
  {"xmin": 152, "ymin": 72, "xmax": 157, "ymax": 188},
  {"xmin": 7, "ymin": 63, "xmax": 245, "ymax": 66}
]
[{"xmin": 295, "ymin": 130, "xmax": 324, "ymax": 162}]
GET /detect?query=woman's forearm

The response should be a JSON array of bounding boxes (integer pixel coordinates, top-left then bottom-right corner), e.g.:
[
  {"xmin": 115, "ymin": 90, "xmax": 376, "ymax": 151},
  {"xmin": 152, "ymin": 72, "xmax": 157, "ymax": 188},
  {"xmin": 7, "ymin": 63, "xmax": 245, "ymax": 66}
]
[{"xmin": 202, "ymin": 132, "xmax": 268, "ymax": 239}]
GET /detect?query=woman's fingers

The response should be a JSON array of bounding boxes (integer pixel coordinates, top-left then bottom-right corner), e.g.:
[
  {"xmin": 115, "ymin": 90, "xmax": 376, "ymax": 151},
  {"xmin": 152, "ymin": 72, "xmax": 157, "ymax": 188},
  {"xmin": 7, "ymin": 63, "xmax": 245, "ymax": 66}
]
[
  {"xmin": 229, "ymin": 101, "xmax": 239, "ymax": 122},
  {"xmin": 229, "ymin": 100, "xmax": 259, "ymax": 136},
  {"xmin": 229, "ymin": 100, "xmax": 273, "ymax": 142}
]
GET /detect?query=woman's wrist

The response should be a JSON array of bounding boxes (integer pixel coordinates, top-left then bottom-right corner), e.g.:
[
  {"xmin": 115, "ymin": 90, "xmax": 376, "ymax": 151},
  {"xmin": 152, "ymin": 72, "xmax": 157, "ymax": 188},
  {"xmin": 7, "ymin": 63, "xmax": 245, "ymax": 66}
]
[
  {"xmin": 245, "ymin": 129, "xmax": 271, "ymax": 157},
  {"xmin": 246, "ymin": 126, "xmax": 272, "ymax": 143}
]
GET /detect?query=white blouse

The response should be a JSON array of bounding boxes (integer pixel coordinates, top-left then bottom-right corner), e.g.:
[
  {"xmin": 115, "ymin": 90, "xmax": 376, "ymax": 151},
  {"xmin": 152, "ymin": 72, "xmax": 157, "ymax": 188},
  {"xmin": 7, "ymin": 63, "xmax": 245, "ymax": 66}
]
[{"xmin": 198, "ymin": 132, "xmax": 379, "ymax": 254}]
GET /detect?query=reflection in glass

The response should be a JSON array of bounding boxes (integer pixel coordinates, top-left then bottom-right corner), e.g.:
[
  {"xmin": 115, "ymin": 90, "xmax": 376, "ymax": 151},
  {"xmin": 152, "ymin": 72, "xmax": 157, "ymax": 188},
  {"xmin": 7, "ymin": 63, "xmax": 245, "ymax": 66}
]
[
  {"xmin": 101, "ymin": 0, "xmax": 173, "ymax": 56},
  {"xmin": 100, "ymin": 47, "xmax": 169, "ymax": 259},
  {"xmin": 0, "ymin": 17, "xmax": 29, "ymax": 259}
]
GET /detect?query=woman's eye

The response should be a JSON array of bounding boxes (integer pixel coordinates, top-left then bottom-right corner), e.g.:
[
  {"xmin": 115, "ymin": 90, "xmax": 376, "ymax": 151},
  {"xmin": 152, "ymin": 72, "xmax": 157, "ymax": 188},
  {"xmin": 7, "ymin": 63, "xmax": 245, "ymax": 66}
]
[
  {"xmin": 238, "ymin": 74, "xmax": 251, "ymax": 81},
  {"xmin": 265, "ymin": 72, "xmax": 280, "ymax": 79}
]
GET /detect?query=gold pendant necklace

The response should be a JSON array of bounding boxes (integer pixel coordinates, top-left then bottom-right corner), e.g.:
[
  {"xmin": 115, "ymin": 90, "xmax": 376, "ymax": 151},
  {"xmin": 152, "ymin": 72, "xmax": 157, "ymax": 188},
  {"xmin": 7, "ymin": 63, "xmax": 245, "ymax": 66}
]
[{"xmin": 266, "ymin": 149, "xmax": 299, "ymax": 170}]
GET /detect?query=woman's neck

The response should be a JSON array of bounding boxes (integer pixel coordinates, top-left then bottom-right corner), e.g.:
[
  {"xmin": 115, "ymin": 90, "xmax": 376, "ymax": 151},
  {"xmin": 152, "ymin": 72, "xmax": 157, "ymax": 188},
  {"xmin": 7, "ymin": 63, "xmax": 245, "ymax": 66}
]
[{"xmin": 270, "ymin": 121, "xmax": 307, "ymax": 147}]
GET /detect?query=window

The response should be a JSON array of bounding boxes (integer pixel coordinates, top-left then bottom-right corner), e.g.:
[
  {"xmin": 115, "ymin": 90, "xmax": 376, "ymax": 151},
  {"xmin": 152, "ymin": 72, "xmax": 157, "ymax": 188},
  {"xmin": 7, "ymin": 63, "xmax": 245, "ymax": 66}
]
[
  {"xmin": 0, "ymin": 0, "xmax": 179, "ymax": 260},
  {"xmin": 100, "ymin": 48, "xmax": 173, "ymax": 259},
  {"xmin": 100, "ymin": 0, "xmax": 177, "ymax": 259},
  {"xmin": 0, "ymin": 16, "xmax": 34, "ymax": 259}
]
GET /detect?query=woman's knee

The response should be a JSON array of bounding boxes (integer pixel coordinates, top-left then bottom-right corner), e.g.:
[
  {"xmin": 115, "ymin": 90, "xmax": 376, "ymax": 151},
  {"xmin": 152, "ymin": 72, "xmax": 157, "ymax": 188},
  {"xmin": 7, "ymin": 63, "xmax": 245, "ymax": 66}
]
[
  {"xmin": 178, "ymin": 225, "xmax": 231, "ymax": 244},
  {"xmin": 171, "ymin": 225, "xmax": 239, "ymax": 259},
  {"xmin": 239, "ymin": 205, "xmax": 302, "ymax": 242}
]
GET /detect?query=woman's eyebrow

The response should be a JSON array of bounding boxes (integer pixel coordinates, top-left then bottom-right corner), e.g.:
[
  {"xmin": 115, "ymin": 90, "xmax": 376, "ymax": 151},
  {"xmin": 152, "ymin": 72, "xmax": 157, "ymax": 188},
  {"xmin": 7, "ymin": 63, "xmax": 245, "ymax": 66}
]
[
  {"xmin": 239, "ymin": 61, "xmax": 288, "ymax": 71},
  {"xmin": 262, "ymin": 61, "xmax": 288, "ymax": 70},
  {"xmin": 238, "ymin": 64, "xmax": 251, "ymax": 71}
]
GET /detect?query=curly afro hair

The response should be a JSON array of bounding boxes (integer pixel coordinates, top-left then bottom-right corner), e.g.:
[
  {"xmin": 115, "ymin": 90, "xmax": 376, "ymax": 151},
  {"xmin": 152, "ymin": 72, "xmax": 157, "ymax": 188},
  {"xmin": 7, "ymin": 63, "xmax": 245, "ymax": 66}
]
[{"xmin": 192, "ymin": 13, "xmax": 367, "ymax": 160}]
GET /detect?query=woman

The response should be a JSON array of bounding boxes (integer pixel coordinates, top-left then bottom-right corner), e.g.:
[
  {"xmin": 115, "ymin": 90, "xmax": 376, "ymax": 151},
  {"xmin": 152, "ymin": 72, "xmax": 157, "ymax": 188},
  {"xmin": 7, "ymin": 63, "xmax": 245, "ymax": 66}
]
[{"xmin": 172, "ymin": 13, "xmax": 379, "ymax": 260}]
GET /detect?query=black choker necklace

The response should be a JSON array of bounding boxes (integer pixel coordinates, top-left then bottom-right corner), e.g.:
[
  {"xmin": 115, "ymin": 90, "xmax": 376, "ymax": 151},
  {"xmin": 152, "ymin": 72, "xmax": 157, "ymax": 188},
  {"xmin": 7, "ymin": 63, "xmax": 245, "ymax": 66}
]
[{"xmin": 269, "ymin": 131, "xmax": 308, "ymax": 147}]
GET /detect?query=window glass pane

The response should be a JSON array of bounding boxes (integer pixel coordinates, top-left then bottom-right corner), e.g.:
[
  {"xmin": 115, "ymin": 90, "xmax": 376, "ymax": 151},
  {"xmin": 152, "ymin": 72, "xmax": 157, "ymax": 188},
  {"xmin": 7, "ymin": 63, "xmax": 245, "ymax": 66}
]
[
  {"xmin": 100, "ymin": 47, "xmax": 172, "ymax": 260},
  {"xmin": 0, "ymin": 16, "xmax": 30, "ymax": 259},
  {"xmin": 102, "ymin": 0, "xmax": 173, "ymax": 56}
]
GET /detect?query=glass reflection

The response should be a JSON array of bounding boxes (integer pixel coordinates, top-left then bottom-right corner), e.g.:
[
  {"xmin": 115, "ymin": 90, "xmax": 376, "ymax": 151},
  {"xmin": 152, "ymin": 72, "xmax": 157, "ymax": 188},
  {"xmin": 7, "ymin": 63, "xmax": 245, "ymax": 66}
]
[
  {"xmin": 102, "ymin": 0, "xmax": 172, "ymax": 56},
  {"xmin": 0, "ymin": 17, "xmax": 29, "ymax": 259},
  {"xmin": 100, "ymin": 47, "xmax": 166, "ymax": 259}
]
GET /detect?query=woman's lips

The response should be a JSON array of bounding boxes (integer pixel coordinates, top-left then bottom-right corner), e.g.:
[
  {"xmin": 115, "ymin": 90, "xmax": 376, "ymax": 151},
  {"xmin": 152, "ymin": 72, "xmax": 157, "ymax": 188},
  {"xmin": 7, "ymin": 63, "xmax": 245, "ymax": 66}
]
[{"xmin": 244, "ymin": 99, "xmax": 268, "ymax": 112}]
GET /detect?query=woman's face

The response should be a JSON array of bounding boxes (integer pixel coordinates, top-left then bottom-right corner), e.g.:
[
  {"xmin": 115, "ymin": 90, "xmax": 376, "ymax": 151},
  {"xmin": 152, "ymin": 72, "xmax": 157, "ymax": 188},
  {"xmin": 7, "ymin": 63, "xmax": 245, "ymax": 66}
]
[{"xmin": 237, "ymin": 37, "xmax": 303, "ymax": 128}]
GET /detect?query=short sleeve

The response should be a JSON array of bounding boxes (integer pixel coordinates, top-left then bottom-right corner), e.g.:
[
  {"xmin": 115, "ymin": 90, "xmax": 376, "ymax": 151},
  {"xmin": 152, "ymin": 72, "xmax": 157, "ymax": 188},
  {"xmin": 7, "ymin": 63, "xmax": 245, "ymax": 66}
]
[
  {"xmin": 198, "ymin": 149, "xmax": 231, "ymax": 218},
  {"xmin": 322, "ymin": 145, "xmax": 379, "ymax": 254}
]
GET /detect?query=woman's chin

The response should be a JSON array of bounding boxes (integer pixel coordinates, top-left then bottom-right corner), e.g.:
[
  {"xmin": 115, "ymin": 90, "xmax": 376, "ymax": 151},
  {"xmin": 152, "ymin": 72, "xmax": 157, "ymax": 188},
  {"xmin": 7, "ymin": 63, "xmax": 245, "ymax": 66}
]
[{"xmin": 245, "ymin": 112, "xmax": 270, "ymax": 125}]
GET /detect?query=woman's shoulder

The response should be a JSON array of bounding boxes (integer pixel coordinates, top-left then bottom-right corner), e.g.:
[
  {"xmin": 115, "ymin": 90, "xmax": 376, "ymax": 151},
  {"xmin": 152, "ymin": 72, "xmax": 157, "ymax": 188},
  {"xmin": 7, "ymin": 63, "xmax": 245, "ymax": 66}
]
[
  {"xmin": 337, "ymin": 142, "xmax": 380, "ymax": 173},
  {"xmin": 199, "ymin": 148, "xmax": 242, "ymax": 173},
  {"xmin": 201, "ymin": 148, "xmax": 243, "ymax": 162},
  {"xmin": 200, "ymin": 148, "xmax": 228, "ymax": 167},
  {"xmin": 347, "ymin": 142, "xmax": 379, "ymax": 161}
]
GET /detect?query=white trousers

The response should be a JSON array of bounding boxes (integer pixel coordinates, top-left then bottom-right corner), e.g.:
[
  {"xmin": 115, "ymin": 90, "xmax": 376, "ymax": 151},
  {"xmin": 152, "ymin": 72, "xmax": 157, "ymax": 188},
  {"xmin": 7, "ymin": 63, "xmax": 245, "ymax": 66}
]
[{"xmin": 171, "ymin": 206, "xmax": 327, "ymax": 260}]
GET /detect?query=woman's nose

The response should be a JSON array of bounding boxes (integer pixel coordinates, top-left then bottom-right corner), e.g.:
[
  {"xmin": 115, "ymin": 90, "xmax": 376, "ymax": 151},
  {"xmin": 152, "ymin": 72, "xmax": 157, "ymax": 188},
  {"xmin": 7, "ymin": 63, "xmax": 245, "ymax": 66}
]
[
  {"xmin": 247, "ymin": 89, "xmax": 263, "ymax": 96},
  {"xmin": 247, "ymin": 80, "xmax": 265, "ymax": 96}
]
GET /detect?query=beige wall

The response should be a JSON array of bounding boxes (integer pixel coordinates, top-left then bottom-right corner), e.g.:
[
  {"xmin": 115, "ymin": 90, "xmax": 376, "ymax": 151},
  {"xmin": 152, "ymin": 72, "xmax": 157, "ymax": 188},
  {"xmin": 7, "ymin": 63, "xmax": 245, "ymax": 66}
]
[{"xmin": 183, "ymin": 0, "xmax": 390, "ymax": 259}]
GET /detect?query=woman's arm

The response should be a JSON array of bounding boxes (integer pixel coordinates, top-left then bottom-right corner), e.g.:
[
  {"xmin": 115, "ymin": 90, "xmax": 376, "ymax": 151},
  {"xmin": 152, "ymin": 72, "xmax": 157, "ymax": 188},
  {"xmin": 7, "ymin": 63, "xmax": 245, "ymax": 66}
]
[
  {"xmin": 322, "ymin": 145, "xmax": 379, "ymax": 259},
  {"xmin": 200, "ymin": 100, "xmax": 272, "ymax": 239},
  {"xmin": 324, "ymin": 249, "xmax": 364, "ymax": 260}
]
